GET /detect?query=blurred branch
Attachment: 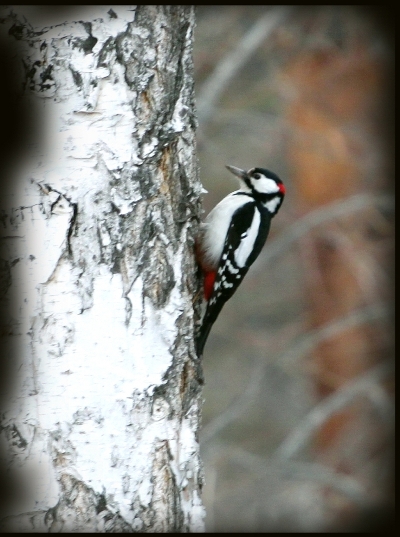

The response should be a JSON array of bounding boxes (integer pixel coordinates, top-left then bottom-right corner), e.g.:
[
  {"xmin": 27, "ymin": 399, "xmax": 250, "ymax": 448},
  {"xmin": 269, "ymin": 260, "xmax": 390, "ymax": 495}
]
[
  {"xmin": 196, "ymin": 6, "xmax": 292, "ymax": 126},
  {"xmin": 201, "ymin": 303, "xmax": 392, "ymax": 446},
  {"xmin": 277, "ymin": 303, "xmax": 392, "ymax": 370},
  {"xmin": 226, "ymin": 445, "xmax": 367, "ymax": 505},
  {"xmin": 256, "ymin": 193, "xmax": 393, "ymax": 270},
  {"xmin": 273, "ymin": 361, "xmax": 394, "ymax": 461},
  {"xmin": 201, "ymin": 359, "xmax": 266, "ymax": 445}
]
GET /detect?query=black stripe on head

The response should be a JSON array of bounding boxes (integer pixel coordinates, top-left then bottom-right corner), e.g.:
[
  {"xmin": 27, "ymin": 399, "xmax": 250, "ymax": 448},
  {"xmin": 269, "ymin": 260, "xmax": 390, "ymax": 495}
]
[{"xmin": 250, "ymin": 167, "xmax": 283, "ymax": 185}]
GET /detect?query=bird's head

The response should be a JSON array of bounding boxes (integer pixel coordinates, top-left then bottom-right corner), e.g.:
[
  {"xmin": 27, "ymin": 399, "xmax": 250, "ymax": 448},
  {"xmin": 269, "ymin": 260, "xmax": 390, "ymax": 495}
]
[{"xmin": 226, "ymin": 165, "xmax": 286, "ymax": 197}]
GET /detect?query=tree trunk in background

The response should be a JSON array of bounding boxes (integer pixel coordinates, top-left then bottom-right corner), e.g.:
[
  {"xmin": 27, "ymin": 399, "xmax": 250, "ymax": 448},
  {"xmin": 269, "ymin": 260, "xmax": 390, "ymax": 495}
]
[
  {"xmin": 283, "ymin": 15, "xmax": 391, "ymax": 471},
  {"xmin": 0, "ymin": 6, "xmax": 204, "ymax": 532}
]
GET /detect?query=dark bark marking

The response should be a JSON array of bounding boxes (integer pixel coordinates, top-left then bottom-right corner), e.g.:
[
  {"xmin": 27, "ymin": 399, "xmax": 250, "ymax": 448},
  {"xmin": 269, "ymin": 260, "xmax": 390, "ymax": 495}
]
[{"xmin": 73, "ymin": 22, "xmax": 98, "ymax": 54}]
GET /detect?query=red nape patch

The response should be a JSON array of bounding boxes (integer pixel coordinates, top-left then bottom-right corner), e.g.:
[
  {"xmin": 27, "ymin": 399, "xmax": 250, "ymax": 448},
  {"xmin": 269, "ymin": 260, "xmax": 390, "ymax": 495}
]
[{"xmin": 204, "ymin": 271, "xmax": 216, "ymax": 301}]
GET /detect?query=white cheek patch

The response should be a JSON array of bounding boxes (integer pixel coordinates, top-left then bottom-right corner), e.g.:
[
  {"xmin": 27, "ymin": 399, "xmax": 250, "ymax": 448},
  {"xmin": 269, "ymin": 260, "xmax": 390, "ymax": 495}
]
[
  {"xmin": 254, "ymin": 177, "xmax": 280, "ymax": 194},
  {"xmin": 265, "ymin": 196, "xmax": 281, "ymax": 213}
]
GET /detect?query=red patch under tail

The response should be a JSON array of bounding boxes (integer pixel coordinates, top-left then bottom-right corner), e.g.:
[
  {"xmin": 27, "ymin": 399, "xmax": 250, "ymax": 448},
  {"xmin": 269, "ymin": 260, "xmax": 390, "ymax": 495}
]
[{"xmin": 204, "ymin": 270, "xmax": 216, "ymax": 301}]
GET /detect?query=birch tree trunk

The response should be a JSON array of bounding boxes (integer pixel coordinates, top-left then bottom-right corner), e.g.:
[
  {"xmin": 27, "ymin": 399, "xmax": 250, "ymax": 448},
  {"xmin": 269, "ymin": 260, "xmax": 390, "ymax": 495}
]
[{"xmin": 0, "ymin": 6, "xmax": 205, "ymax": 532}]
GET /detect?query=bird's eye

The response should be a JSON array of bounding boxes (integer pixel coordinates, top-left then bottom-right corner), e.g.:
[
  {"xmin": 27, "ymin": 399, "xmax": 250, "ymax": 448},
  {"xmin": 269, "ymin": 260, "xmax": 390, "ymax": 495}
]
[{"xmin": 253, "ymin": 173, "xmax": 261, "ymax": 179}]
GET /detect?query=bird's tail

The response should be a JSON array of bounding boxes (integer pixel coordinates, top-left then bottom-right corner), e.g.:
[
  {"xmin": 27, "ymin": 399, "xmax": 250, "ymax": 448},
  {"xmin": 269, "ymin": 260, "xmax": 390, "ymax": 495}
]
[
  {"xmin": 196, "ymin": 318, "xmax": 213, "ymax": 358},
  {"xmin": 196, "ymin": 300, "xmax": 225, "ymax": 357}
]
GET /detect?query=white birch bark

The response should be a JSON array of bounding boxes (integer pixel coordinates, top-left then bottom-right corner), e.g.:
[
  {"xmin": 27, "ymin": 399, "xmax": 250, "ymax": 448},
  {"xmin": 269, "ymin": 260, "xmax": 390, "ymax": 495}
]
[{"xmin": 0, "ymin": 6, "xmax": 204, "ymax": 532}]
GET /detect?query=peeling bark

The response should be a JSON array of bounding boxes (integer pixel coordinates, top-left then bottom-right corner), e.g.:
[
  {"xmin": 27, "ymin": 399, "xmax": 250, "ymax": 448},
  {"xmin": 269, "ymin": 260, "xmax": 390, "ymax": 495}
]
[{"xmin": 0, "ymin": 6, "xmax": 204, "ymax": 532}]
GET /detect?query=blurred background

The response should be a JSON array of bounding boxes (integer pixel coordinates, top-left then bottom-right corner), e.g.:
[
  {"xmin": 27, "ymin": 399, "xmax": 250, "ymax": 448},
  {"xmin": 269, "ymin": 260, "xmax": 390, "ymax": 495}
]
[{"xmin": 194, "ymin": 6, "xmax": 394, "ymax": 532}]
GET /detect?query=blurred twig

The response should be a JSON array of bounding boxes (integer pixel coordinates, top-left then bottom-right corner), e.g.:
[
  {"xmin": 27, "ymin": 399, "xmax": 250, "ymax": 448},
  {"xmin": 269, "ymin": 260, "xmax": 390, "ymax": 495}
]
[
  {"xmin": 226, "ymin": 444, "xmax": 367, "ymax": 505},
  {"xmin": 201, "ymin": 304, "xmax": 392, "ymax": 445},
  {"xmin": 196, "ymin": 6, "xmax": 292, "ymax": 126},
  {"xmin": 201, "ymin": 359, "xmax": 266, "ymax": 445},
  {"xmin": 277, "ymin": 303, "xmax": 392, "ymax": 370},
  {"xmin": 273, "ymin": 361, "xmax": 394, "ymax": 461}
]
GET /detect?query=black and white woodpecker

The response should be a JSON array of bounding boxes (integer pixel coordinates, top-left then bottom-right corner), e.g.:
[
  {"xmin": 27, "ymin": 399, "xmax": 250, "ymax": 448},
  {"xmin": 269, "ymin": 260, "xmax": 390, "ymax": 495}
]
[{"xmin": 196, "ymin": 165, "xmax": 286, "ymax": 356}]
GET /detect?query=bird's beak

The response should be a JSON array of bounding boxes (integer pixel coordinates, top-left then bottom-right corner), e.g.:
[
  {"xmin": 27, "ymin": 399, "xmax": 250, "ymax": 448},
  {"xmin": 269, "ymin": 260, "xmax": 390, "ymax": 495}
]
[{"xmin": 226, "ymin": 165, "xmax": 247, "ymax": 180}]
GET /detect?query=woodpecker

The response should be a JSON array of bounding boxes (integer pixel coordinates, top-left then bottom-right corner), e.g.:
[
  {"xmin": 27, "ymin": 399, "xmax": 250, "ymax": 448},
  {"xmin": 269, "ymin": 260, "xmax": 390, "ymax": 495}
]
[{"xmin": 196, "ymin": 165, "xmax": 286, "ymax": 356}]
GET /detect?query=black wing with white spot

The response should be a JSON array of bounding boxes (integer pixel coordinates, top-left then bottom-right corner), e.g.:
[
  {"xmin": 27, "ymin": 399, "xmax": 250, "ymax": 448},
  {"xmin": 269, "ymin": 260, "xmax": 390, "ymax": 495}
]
[{"xmin": 197, "ymin": 201, "xmax": 271, "ymax": 356}]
